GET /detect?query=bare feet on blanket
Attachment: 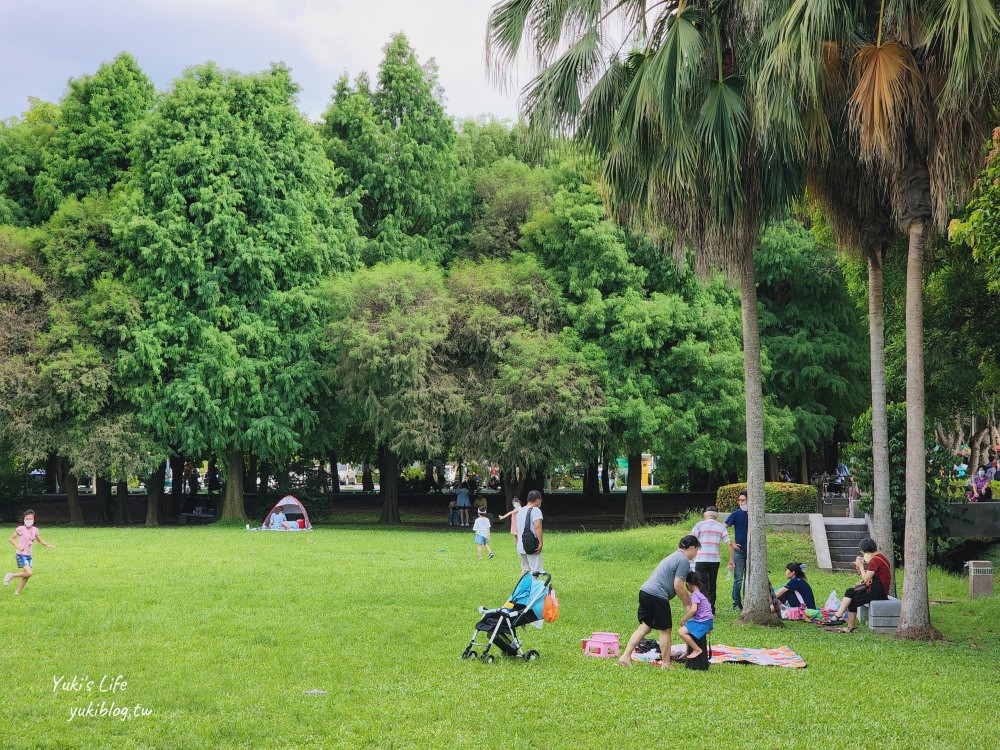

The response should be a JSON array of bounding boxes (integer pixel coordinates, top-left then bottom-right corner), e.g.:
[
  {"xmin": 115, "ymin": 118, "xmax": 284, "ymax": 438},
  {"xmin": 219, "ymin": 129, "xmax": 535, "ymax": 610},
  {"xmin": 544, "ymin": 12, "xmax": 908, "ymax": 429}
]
[
  {"xmin": 618, "ymin": 656, "xmax": 633, "ymax": 667},
  {"xmin": 687, "ymin": 648, "xmax": 703, "ymax": 660}
]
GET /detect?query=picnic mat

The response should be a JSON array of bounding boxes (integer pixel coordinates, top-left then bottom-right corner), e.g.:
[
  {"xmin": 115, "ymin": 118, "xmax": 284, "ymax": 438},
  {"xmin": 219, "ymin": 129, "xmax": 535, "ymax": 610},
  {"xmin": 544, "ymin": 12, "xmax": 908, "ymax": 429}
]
[{"xmin": 635, "ymin": 644, "xmax": 807, "ymax": 668}]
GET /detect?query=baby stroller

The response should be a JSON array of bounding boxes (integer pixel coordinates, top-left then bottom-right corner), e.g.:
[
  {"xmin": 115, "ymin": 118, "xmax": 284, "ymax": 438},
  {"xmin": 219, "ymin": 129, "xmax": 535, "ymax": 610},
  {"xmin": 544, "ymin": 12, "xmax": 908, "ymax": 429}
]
[{"xmin": 462, "ymin": 571, "xmax": 552, "ymax": 663}]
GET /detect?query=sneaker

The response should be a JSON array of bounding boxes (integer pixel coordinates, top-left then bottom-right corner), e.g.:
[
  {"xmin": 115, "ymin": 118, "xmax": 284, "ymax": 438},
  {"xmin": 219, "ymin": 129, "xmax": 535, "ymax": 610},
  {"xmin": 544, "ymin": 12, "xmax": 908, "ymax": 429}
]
[
  {"xmin": 488, "ymin": 552, "xmax": 494, "ymax": 559},
  {"xmin": 733, "ymin": 604, "xmax": 742, "ymax": 612},
  {"xmin": 3, "ymin": 572, "xmax": 12, "ymax": 586}
]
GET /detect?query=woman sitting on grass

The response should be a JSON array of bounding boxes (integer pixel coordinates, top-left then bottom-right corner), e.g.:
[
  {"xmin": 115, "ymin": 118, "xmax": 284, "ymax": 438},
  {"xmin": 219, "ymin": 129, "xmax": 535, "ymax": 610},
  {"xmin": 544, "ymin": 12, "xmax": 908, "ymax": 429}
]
[{"xmin": 774, "ymin": 562, "xmax": 815, "ymax": 609}]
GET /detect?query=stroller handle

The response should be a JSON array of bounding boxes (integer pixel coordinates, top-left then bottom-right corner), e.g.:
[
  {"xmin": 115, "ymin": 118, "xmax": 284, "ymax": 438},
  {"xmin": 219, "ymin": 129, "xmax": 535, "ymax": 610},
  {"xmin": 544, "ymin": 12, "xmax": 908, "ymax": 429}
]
[{"xmin": 532, "ymin": 571, "xmax": 552, "ymax": 587}]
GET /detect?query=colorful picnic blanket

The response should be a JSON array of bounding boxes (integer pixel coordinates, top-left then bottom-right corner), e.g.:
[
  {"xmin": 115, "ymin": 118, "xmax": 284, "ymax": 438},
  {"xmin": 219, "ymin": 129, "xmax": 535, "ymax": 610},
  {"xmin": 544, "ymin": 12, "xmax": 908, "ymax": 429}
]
[{"xmin": 669, "ymin": 643, "xmax": 806, "ymax": 668}]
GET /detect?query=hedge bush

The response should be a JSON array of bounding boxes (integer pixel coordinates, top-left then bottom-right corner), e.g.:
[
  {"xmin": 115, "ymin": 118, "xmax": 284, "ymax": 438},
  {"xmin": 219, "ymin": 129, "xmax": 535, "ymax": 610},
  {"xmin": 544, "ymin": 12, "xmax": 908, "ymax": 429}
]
[{"xmin": 716, "ymin": 482, "xmax": 819, "ymax": 513}]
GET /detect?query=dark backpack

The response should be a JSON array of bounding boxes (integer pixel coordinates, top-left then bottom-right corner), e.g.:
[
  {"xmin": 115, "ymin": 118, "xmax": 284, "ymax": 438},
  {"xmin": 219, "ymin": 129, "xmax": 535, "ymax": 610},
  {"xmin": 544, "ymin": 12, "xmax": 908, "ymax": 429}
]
[{"xmin": 521, "ymin": 507, "xmax": 539, "ymax": 554}]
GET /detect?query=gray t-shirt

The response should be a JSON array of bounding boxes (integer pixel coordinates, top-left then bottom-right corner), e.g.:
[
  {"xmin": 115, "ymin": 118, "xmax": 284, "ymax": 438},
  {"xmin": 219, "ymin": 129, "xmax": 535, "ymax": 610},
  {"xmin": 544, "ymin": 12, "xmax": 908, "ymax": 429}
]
[
  {"xmin": 515, "ymin": 505, "xmax": 544, "ymax": 554},
  {"xmin": 640, "ymin": 549, "xmax": 692, "ymax": 600}
]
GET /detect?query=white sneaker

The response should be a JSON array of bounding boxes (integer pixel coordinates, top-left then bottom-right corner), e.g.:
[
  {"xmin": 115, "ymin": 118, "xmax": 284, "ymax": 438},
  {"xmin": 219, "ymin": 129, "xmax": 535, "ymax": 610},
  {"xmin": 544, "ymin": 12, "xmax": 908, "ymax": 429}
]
[{"xmin": 3, "ymin": 572, "xmax": 12, "ymax": 586}]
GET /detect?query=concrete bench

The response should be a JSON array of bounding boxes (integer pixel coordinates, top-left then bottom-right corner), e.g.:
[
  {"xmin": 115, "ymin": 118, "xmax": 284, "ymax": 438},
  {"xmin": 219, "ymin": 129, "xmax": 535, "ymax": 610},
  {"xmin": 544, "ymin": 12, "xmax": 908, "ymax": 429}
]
[{"xmin": 857, "ymin": 596, "xmax": 900, "ymax": 633}]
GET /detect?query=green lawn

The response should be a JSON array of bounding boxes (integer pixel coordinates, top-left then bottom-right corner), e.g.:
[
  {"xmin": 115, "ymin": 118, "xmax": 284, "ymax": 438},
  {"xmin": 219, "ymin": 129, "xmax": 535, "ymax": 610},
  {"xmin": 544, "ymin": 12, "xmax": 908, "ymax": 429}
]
[{"xmin": 1, "ymin": 518, "xmax": 996, "ymax": 749}]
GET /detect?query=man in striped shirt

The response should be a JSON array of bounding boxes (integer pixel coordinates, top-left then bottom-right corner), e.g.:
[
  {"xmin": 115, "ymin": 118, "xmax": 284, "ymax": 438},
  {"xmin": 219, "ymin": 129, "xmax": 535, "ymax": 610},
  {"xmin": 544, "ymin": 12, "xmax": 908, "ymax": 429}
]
[{"xmin": 690, "ymin": 506, "xmax": 733, "ymax": 614}]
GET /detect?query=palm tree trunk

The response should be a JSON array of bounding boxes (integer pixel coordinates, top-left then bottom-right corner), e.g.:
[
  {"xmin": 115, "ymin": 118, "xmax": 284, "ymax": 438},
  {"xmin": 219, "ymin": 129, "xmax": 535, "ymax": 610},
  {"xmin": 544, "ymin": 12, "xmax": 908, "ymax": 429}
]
[
  {"xmin": 738, "ymin": 253, "xmax": 780, "ymax": 626},
  {"xmin": 868, "ymin": 253, "xmax": 895, "ymax": 595},
  {"xmin": 897, "ymin": 221, "xmax": 937, "ymax": 639},
  {"xmin": 221, "ymin": 449, "xmax": 247, "ymax": 521},
  {"xmin": 623, "ymin": 452, "xmax": 644, "ymax": 529}
]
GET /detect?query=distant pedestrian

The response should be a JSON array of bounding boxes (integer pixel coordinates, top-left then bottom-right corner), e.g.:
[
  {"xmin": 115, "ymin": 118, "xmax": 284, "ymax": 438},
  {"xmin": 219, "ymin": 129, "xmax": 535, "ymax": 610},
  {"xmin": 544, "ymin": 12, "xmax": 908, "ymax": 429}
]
[
  {"xmin": 515, "ymin": 491, "xmax": 544, "ymax": 574},
  {"xmin": 725, "ymin": 492, "xmax": 749, "ymax": 612},
  {"xmin": 690, "ymin": 506, "xmax": 733, "ymax": 613},
  {"xmin": 456, "ymin": 482, "xmax": 472, "ymax": 526},
  {"xmin": 497, "ymin": 497, "xmax": 522, "ymax": 546},
  {"xmin": 4, "ymin": 510, "xmax": 55, "ymax": 595},
  {"xmin": 473, "ymin": 508, "xmax": 494, "ymax": 560}
]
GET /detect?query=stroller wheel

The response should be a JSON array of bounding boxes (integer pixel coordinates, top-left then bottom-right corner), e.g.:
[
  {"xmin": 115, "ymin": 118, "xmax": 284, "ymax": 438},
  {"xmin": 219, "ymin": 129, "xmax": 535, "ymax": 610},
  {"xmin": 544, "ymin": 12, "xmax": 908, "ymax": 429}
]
[
  {"xmin": 461, "ymin": 649, "xmax": 476, "ymax": 660},
  {"xmin": 523, "ymin": 650, "xmax": 539, "ymax": 661},
  {"xmin": 483, "ymin": 654, "xmax": 495, "ymax": 664}
]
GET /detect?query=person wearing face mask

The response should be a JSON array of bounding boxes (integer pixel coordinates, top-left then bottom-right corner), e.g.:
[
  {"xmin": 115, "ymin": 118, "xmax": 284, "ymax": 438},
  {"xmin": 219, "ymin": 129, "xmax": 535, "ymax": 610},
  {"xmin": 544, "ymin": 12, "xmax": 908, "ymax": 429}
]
[
  {"xmin": 824, "ymin": 538, "xmax": 890, "ymax": 632},
  {"xmin": 724, "ymin": 492, "xmax": 749, "ymax": 611},
  {"xmin": 971, "ymin": 468, "xmax": 993, "ymax": 502},
  {"xmin": 4, "ymin": 510, "xmax": 55, "ymax": 595}
]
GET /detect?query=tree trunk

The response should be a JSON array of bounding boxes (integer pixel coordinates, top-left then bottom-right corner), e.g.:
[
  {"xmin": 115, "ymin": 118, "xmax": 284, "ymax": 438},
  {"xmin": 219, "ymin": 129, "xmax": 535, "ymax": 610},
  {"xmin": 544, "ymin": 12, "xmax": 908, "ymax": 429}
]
[
  {"xmin": 868, "ymin": 254, "xmax": 896, "ymax": 595},
  {"xmin": 513, "ymin": 467, "xmax": 528, "ymax": 502},
  {"xmin": 424, "ymin": 461, "xmax": 436, "ymax": 492},
  {"xmin": 378, "ymin": 444, "xmax": 401, "ymax": 524},
  {"xmin": 766, "ymin": 452, "xmax": 779, "ymax": 482},
  {"xmin": 500, "ymin": 467, "xmax": 516, "ymax": 506},
  {"xmin": 799, "ymin": 450, "xmax": 809, "ymax": 486},
  {"xmin": 738, "ymin": 253, "xmax": 780, "ymax": 626},
  {"xmin": 221, "ymin": 449, "xmax": 247, "ymax": 521},
  {"xmin": 969, "ymin": 425, "xmax": 989, "ymax": 476},
  {"xmin": 56, "ymin": 458, "xmax": 85, "ymax": 526},
  {"xmin": 897, "ymin": 221, "xmax": 938, "ymax": 639},
  {"xmin": 114, "ymin": 479, "xmax": 131, "ymax": 525},
  {"xmin": 329, "ymin": 451, "xmax": 340, "ymax": 494},
  {"xmin": 45, "ymin": 453, "xmax": 59, "ymax": 493},
  {"xmin": 623, "ymin": 452, "xmax": 645, "ymax": 529},
  {"xmin": 259, "ymin": 461, "xmax": 270, "ymax": 495},
  {"xmin": 94, "ymin": 477, "xmax": 112, "ymax": 524},
  {"xmin": 601, "ymin": 452, "xmax": 612, "ymax": 494},
  {"xmin": 245, "ymin": 455, "xmax": 258, "ymax": 493},
  {"xmin": 583, "ymin": 457, "xmax": 600, "ymax": 503},
  {"xmin": 145, "ymin": 462, "xmax": 166, "ymax": 527},
  {"xmin": 169, "ymin": 454, "xmax": 184, "ymax": 517}
]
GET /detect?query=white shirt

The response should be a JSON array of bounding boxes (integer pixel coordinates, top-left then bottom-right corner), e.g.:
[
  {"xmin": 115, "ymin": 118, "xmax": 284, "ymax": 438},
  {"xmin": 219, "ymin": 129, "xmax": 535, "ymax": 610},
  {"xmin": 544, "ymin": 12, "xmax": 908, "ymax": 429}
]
[{"xmin": 473, "ymin": 517, "xmax": 491, "ymax": 536}]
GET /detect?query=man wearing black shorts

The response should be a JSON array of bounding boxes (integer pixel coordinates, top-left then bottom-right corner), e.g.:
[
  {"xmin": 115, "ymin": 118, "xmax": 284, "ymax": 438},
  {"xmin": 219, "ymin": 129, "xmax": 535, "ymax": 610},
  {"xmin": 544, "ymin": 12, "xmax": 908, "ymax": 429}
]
[{"xmin": 619, "ymin": 535, "xmax": 701, "ymax": 669}]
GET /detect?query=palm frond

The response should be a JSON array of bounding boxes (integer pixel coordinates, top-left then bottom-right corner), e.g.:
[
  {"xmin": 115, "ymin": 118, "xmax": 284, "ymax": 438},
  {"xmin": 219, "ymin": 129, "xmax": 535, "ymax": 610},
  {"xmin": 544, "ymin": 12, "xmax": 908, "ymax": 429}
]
[
  {"xmin": 522, "ymin": 26, "xmax": 604, "ymax": 130},
  {"xmin": 848, "ymin": 40, "xmax": 920, "ymax": 162},
  {"xmin": 485, "ymin": 0, "xmax": 537, "ymax": 80},
  {"xmin": 924, "ymin": 0, "xmax": 1000, "ymax": 108}
]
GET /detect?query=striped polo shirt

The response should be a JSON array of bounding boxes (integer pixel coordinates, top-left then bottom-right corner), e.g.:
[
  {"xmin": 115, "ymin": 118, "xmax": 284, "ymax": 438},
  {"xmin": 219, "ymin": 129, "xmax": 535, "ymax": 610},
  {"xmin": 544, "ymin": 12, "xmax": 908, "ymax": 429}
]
[{"xmin": 691, "ymin": 519, "xmax": 730, "ymax": 563}]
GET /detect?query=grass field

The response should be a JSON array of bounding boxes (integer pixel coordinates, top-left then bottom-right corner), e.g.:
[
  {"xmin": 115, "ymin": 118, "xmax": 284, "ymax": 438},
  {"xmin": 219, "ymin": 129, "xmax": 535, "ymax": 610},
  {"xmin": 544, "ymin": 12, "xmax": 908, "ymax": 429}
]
[{"xmin": 1, "ymin": 517, "xmax": 997, "ymax": 750}]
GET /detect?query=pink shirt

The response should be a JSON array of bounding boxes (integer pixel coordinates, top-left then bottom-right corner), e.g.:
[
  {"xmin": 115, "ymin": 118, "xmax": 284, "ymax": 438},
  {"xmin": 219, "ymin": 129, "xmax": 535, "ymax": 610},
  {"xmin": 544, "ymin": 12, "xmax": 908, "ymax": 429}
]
[
  {"xmin": 510, "ymin": 508, "xmax": 520, "ymax": 535},
  {"xmin": 15, "ymin": 525, "xmax": 39, "ymax": 555}
]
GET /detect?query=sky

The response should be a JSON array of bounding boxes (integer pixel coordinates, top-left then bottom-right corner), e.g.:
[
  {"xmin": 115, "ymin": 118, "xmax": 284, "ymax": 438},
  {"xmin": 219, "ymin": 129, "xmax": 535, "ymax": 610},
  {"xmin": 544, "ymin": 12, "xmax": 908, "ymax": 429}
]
[{"xmin": 0, "ymin": 0, "xmax": 524, "ymax": 122}]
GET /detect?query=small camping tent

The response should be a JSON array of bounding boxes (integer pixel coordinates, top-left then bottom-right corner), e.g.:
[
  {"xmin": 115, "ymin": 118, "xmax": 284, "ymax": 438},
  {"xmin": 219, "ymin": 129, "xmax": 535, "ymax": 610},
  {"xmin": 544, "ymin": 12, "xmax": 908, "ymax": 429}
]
[{"xmin": 261, "ymin": 495, "xmax": 312, "ymax": 530}]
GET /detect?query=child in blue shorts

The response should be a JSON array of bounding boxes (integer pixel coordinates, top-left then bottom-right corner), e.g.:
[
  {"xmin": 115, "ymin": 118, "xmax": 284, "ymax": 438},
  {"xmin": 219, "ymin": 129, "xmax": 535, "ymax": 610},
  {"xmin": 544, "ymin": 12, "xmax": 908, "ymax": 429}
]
[
  {"xmin": 678, "ymin": 571, "xmax": 714, "ymax": 660},
  {"xmin": 4, "ymin": 509, "xmax": 55, "ymax": 595}
]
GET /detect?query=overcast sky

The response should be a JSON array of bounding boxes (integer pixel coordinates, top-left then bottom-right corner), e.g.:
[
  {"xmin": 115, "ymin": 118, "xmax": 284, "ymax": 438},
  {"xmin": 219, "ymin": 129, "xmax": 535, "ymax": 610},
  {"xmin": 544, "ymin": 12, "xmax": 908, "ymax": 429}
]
[{"xmin": 0, "ymin": 0, "xmax": 524, "ymax": 122}]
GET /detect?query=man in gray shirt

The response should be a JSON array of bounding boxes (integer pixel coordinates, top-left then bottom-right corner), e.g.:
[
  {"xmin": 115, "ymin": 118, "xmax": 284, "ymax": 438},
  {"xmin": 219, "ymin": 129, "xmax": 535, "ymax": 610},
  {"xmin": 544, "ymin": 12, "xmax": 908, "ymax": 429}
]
[{"xmin": 619, "ymin": 535, "xmax": 701, "ymax": 669}]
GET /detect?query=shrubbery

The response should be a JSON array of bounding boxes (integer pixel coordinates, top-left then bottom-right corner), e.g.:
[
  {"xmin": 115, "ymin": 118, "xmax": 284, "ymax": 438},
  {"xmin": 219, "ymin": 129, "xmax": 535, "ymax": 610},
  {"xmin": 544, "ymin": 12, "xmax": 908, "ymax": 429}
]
[{"xmin": 716, "ymin": 482, "xmax": 818, "ymax": 513}]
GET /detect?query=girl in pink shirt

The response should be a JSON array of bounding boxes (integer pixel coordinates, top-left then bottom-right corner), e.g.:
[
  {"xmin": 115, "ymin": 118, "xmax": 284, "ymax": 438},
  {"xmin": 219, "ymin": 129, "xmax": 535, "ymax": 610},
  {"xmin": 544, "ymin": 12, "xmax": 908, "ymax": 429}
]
[
  {"xmin": 4, "ymin": 510, "xmax": 55, "ymax": 595},
  {"xmin": 497, "ymin": 498, "xmax": 522, "ymax": 542}
]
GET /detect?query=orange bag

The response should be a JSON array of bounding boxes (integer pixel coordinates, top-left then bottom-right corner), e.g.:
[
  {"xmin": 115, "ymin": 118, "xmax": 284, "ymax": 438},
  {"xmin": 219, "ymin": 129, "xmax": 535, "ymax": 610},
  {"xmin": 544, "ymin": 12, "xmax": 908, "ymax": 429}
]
[{"xmin": 543, "ymin": 588, "xmax": 560, "ymax": 623}]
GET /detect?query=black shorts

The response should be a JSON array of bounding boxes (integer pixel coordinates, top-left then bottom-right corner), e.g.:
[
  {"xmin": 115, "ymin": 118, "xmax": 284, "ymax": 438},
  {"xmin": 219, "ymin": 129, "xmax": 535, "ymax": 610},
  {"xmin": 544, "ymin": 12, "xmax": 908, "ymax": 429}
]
[{"xmin": 638, "ymin": 590, "xmax": 672, "ymax": 630}]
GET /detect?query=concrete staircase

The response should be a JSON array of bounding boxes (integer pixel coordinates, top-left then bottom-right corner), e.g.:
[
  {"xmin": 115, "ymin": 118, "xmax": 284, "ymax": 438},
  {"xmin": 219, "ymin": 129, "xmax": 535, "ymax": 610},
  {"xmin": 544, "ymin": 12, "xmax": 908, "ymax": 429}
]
[{"xmin": 810, "ymin": 515, "xmax": 872, "ymax": 572}]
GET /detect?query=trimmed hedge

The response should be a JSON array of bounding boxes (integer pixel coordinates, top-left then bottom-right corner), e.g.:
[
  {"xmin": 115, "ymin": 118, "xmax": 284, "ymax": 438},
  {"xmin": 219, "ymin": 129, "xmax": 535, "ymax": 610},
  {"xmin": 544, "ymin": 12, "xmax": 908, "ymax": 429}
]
[{"xmin": 716, "ymin": 482, "xmax": 819, "ymax": 513}]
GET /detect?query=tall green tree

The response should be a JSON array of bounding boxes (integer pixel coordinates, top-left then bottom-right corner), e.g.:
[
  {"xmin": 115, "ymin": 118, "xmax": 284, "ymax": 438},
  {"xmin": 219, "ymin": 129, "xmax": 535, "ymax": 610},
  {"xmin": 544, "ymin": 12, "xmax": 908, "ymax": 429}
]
[
  {"xmin": 488, "ymin": 0, "xmax": 801, "ymax": 623},
  {"xmin": 755, "ymin": 220, "xmax": 870, "ymax": 475},
  {"xmin": 0, "ymin": 99, "xmax": 59, "ymax": 226},
  {"xmin": 320, "ymin": 262, "xmax": 459, "ymax": 523},
  {"xmin": 320, "ymin": 34, "xmax": 467, "ymax": 265},
  {"xmin": 35, "ymin": 53, "xmax": 156, "ymax": 217},
  {"xmin": 756, "ymin": 0, "xmax": 1000, "ymax": 638},
  {"xmin": 117, "ymin": 63, "xmax": 358, "ymax": 521}
]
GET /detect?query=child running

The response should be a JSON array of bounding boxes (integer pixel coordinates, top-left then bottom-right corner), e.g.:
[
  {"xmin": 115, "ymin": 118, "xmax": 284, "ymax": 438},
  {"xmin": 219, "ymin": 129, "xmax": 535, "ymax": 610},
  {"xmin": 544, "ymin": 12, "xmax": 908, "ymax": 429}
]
[
  {"xmin": 4, "ymin": 509, "xmax": 55, "ymax": 595},
  {"xmin": 677, "ymin": 571, "xmax": 714, "ymax": 661},
  {"xmin": 473, "ymin": 508, "xmax": 494, "ymax": 560}
]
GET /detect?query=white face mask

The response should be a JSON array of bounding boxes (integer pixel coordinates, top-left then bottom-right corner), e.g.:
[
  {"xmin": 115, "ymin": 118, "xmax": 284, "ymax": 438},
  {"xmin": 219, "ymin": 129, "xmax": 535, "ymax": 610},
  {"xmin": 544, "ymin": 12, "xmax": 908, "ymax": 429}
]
[
  {"xmin": 24, "ymin": 519, "xmax": 34, "ymax": 528},
  {"xmin": 862, "ymin": 552, "xmax": 873, "ymax": 563},
  {"xmin": 738, "ymin": 502, "xmax": 747, "ymax": 511}
]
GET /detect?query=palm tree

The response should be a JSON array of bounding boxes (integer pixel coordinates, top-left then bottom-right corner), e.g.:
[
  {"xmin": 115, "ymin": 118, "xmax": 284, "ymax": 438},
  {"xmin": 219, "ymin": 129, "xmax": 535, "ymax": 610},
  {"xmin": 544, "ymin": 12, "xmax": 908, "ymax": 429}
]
[
  {"xmin": 756, "ymin": 0, "xmax": 1000, "ymax": 638},
  {"xmin": 487, "ymin": 0, "xmax": 801, "ymax": 624}
]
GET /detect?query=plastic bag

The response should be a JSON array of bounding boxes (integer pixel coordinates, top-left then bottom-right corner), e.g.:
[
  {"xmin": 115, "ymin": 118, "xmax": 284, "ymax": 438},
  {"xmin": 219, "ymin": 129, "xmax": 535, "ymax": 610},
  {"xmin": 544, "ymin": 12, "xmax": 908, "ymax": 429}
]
[
  {"xmin": 543, "ymin": 588, "xmax": 560, "ymax": 623},
  {"xmin": 824, "ymin": 591, "xmax": 840, "ymax": 610}
]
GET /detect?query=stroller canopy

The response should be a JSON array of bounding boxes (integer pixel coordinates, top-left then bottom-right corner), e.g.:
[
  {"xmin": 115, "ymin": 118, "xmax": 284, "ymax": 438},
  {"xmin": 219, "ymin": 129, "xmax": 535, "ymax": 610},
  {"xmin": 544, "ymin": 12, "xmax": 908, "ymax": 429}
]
[{"xmin": 262, "ymin": 495, "xmax": 312, "ymax": 530}]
